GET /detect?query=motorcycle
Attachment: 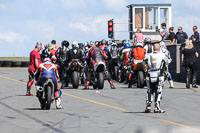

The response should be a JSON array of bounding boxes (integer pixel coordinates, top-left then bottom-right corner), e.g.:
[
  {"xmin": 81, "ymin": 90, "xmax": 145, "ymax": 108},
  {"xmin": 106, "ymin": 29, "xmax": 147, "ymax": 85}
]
[
  {"xmin": 128, "ymin": 60, "xmax": 147, "ymax": 88},
  {"xmin": 119, "ymin": 61, "xmax": 130, "ymax": 84},
  {"xmin": 90, "ymin": 59, "xmax": 106, "ymax": 89},
  {"xmin": 108, "ymin": 58, "xmax": 120, "ymax": 81},
  {"xmin": 67, "ymin": 59, "xmax": 82, "ymax": 89},
  {"xmin": 36, "ymin": 78, "xmax": 55, "ymax": 110}
]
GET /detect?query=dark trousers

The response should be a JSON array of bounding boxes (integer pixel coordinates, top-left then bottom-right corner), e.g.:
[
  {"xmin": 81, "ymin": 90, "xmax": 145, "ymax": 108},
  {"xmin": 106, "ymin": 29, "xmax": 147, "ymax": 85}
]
[{"xmin": 185, "ymin": 62, "xmax": 197, "ymax": 87}]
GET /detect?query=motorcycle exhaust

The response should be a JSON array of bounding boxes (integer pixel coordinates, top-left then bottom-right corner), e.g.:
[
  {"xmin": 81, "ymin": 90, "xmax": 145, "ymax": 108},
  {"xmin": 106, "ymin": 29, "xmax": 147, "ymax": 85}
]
[{"xmin": 36, "ymin": 86, "xmax": 43, "ymax": 92}]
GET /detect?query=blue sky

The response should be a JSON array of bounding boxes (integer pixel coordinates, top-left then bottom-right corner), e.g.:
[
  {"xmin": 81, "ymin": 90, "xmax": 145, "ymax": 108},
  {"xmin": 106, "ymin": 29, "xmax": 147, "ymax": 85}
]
[{"xmin": 0, "ymin": 0, "xmax": 200, "ymax": 57}]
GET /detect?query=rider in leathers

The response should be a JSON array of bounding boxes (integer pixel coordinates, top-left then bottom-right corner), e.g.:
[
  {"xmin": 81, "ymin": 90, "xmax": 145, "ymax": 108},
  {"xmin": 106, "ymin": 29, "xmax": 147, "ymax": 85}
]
[
  {"xmin": 160, "ymin": 41, "xmax": 174, "ymax": 88},
  {"xmin": 83, "ymin": 44, "xmax": 116, "ymax": 90},
  {"xmin": 66, "ymin": 41, "xmax": 83, "ymax": 86},
  {"xmin": 145, "ymin": 43, "xmax": 167, "ymax": 113},
  {"xmin": 35, "ymin": 57, "xmax": 62, "ymax": 109},
  {"xmin": 55, "ymin": 40, "xmax": 69, "ymax": 88}
]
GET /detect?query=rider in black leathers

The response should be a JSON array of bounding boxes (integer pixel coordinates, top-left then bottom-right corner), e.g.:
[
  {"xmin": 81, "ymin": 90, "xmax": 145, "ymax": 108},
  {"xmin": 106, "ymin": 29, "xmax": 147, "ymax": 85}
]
[
  {"xmin": 56, "ymin": 40, "xmax": 69, "ymax": 88},
  {"xmin": 66, "ymin": 41, "xmax": 84, "ymax": 86}
]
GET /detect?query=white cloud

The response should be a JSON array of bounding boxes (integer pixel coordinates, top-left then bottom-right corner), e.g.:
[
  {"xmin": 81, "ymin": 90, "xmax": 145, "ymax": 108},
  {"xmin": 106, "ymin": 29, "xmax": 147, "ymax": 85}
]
[
  {"xmin": 68, "ymin": 22, "xmax": 88, "ymax": 32},
  {"xmin": 0, "ymin": 3, "xmax": 5, "ymax": 8},
  {"xmin": 0, "ymin": 32, "xmax": 25, "ymax": 43},
  {"xmin": 173, "ymin": 0, "xmax": 200, "ymax": 11},
  {"xmin": 102, "ymin": 0, "xmax": 127, "ymax": 11},
  {"xmin": 60, "ymin": 0, "xmax": 86, "ymax": 10}
]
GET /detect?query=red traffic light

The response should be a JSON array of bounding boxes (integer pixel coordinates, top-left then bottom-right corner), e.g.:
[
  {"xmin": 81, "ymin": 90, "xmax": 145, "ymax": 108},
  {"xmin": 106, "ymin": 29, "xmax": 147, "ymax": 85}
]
[
  {"xmin": 108, "ymin": 27, "xmax": 113, "ymax": 32},
  {"xmin": 108, "ymin": 21, "xmax": 113, "ymax": 26}
]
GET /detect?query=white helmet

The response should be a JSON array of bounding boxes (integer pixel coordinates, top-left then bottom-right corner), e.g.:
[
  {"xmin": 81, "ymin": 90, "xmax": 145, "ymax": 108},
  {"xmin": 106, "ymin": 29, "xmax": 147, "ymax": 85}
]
[
  {"xmin": 136, "ymin": 41, "xmax": 143, "ymax": 47},
  {"xmin": 72, "ymin": 41, "xmax": 79, "ymax": 48},
  {"xmin": 111, "ymin": 42, "xmax": 117, "ymax": 46}
]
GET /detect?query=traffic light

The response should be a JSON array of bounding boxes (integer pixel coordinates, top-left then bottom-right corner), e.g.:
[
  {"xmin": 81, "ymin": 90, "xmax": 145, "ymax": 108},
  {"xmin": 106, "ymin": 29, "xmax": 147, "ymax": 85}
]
[{"xmin": 108, "ymin": 20, "xmax": 114, "ymax": 38}]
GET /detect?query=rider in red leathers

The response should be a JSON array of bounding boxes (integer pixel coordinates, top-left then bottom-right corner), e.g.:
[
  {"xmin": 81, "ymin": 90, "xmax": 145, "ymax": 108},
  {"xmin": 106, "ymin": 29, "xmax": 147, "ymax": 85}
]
[{"xmin": 83, "ymin": 43, "xmax": 116, "ymax": 90}]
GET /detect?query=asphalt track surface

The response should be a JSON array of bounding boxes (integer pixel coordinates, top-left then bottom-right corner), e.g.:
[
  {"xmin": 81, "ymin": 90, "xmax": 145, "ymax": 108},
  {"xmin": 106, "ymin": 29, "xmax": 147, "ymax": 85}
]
[{"xmin": 0, "ymin": 68, "xmax": 200, "ymax": 133}]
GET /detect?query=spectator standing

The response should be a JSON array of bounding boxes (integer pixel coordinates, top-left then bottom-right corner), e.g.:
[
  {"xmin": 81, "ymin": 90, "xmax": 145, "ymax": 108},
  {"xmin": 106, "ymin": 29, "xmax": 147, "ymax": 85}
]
[
  {"xmin": 167, "ymin": 27, "xmax": 176, "ymax": 44},
  {"xmin": 26, "ymin": 42, "xmax": 42, "ymax": 96},
  {"xmin": 175, "ymin": 26, "xmax": 188, "ymax": 44},
  {"xmin": 158, "ymin": 23, "xmax": 168, "ymax": 40},
  {"xmin": 190, "ymin": 26, "xmax": 199, "ymax": 43},
  {"xmin": 133, "ymin": 28, "xmax": 144, "ymax": 45},
  {"xmin": 181, "ymin": 40, "xmax": 199, "ymax": 88}
]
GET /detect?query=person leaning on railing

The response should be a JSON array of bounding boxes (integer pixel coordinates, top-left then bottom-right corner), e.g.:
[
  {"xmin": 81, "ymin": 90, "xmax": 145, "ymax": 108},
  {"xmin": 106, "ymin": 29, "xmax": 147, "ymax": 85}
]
[
  {"xmin": 181, "ymin": 40, "xmax": 199, "ymax": 88},
  {"xmin": 166, "ymin": 27, "xmax": 176, "ymax": 45}
]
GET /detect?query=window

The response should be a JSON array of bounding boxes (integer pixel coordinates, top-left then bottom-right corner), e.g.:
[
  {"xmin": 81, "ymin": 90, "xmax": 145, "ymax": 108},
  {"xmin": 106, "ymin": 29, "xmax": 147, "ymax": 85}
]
[
  {"xmin": 135, "ymin": 8, "xmax": 143, "ymax": 29},
  {"xmin": 145, "ymin": 7, "xmax": 158, "ymax": 30},
  {"xmin": 160, "ymin": 8, "xmax": 169, "ymax": 27}
]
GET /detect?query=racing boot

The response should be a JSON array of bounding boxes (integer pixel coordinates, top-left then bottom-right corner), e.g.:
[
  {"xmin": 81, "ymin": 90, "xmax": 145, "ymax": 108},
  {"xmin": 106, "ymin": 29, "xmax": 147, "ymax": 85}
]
[
  {"xmin": 169, "ymin": 80, "xmax": 174, "ymax": 88},
  {"xmin": 192, "ymin": 73, "xmax": 198, "ymax": 88},
  {"xmin": 55, "ymin": 98, "xmax": 63, "ymax": 109},
  {"xmin": 83, "ymin": 81, "xmax": 90, "ymax": 90},
  {"xmin": 109, "ymin": 80, "xmax": 116, "ymax": 89},
  {"xmin": 145, "ymin": 102, "xmax": 151, "ymax": 113},
  {"xmin": 154, "ymin": 102, "xmax": 165, "ymax": 113},
  {"xmin": 26, "ymin": 87, "xmax": 33, "ymax": 96}
]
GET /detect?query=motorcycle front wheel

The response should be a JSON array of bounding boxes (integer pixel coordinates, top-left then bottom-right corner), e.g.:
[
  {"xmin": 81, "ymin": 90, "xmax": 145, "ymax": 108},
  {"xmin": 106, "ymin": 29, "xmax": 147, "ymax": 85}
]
[{"xmin": 72, "ymin": 71, "xmax": 79, "ymax": 89}]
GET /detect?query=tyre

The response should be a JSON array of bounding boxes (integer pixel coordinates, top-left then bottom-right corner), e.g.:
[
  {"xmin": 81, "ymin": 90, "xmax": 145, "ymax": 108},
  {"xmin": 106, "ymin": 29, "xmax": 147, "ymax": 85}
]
[
  {"xmin": 72, "ymin": 71, "xmax": 79, "ymax": 89},
  {"xmin": 3, "ymin": 61, "xmax": 12, "ymax": 67},
  {"xmin": 137, "ymin": 71, "xmax": 144, "ymax": 88},
  {"xmin": 21, "ymin": 61, "xmax": 29, "ymax": 67},
  {"xmin": 45, "ymin": 86, "xmax": 52, "ymax": 110},
  {"xmin": 12, "ymin": 61, "xmax": 22, "ymax": 67},
  {"xmin": 0, "ymin": 60, "xmax": 3, "ymax": 67},
  {"xmin": 114, "ymin": 66, "xmax": 118, "ymax": 80},
  {"xmin": 97, "ymin": 72, "xmax": 104, "ymax": 89}
]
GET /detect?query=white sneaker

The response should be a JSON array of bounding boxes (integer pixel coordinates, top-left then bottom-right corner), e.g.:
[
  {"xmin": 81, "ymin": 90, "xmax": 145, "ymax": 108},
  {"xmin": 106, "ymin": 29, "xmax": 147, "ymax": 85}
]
[{"xmin": 55, "ymin": 98, "xmax": 63, "ymax": 109}]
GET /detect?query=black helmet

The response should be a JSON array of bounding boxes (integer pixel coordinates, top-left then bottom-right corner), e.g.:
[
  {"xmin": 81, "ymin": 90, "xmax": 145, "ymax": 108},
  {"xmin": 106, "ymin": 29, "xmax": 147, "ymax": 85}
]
[
  {"xmin": 122, "ymin": 40, "xmax": 127, "ymax": 45},
  {"xmin": 144, "ymin": 38, "xmax": 151, "ymax": 44},
  {"xmin": 61, "ymin": 40, "xmax": 69, "ymax": 47},
  {"xmin": 51, "ymin": 40, "xmax": 56, "ymax": 44},
  {"xmin": 101, "ymin": 39, "xmax": 107, "ymax": 45}
]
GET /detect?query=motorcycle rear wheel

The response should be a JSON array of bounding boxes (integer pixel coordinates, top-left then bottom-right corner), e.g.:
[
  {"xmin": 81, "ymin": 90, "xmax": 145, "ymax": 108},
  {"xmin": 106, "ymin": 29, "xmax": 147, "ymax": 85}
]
[
  {"xmin": 45, "ymin": 86, "xmax": 52, "ymax": 110},
  {"xmin": 97, "ymin": 72, "xmax": 104, "ymax": 89},
  {"xmin": 137, "ymin": 71, "xmax": 144, "ymax": 88}
]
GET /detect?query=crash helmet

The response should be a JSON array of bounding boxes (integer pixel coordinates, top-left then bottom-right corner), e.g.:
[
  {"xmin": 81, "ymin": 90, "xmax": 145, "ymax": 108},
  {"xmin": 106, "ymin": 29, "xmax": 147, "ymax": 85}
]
[
  {"xmin": 122, "ymin": 40, "xmax": 127, "ymax": 45},
  {"xmin": 101, "ymin": 39, "xmax": 107, "ymax": 45},
  {"xmin": 144, "ymin": 38, "xmax": 151, "ymax": 44},
  {"xmin": 48, "ymin": 44, "xmax": 54, "ymax": 51},
  {"xmin": 124, "ymin": 42, "xmax": 130, "ymax": 48},
  {"xmin": 61, "ymin": 40, "xmax": 69, "ymax": 47},
  {"xmin": 88, "ymin": 41, "xmax": 95, "ymax": 48},
  {"xmin": 111, "ymin": 42, "xmax": 117, "ymax": 46},
  {"xmin": 84, "ymin": 42, "xmax": 89, "ymax": 47},
  {"xmin": 136, "ymin": 41, "xmax": 143, "ymax": 47},
  {"xmin": 79, "ymin": 43, "xmax": 84, "ymax": 49},
  {"xmin": 95, "ymin": 41, "xmax": 99, "ymax": 46},
  {"xmin": 51, "ymin": 40, "xmax": 56, "ymax": 44},
  {"xmin": 72, "ymin": 41, "xmax": 79, "ymax": 49}
]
